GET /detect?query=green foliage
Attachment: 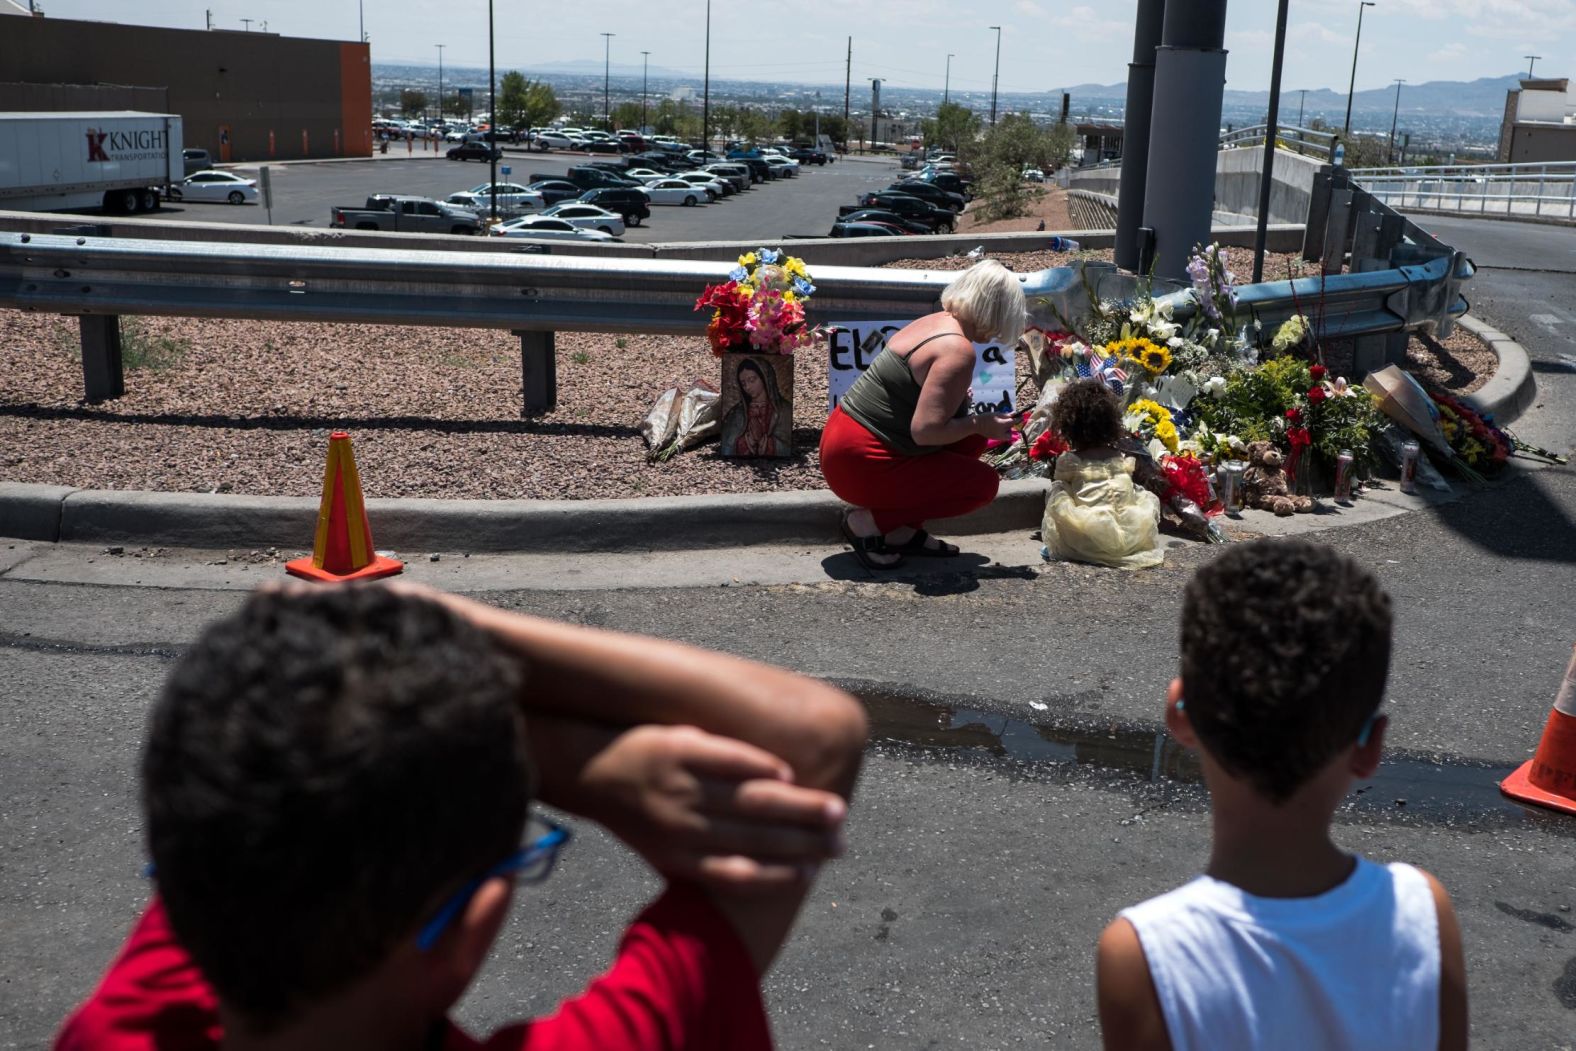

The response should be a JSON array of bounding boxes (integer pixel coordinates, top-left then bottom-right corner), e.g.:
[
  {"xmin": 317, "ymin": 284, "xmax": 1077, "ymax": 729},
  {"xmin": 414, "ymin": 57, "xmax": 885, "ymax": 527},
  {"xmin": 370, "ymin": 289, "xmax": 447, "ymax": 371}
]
[
  {"xmin": 922, "ymin": 102, "xmax": 981, "ymax": 156},
  {"xmin": 971, "ymin": 113, "xmax": 1076, "ymax": 221},
  {"xmin": 399, "ymin": 89, "xmax": 427, "ymax": 117},
  {"xmin": 495, "ymin": 72, "xmax": 529, "ymax": 130},
  {"xmin": 611, "ymin": 102, "xmax": 645, "ymax": 130},
  {"xmin": 571, "ymin": 350, "xmax": 592, "ymax": 365}
]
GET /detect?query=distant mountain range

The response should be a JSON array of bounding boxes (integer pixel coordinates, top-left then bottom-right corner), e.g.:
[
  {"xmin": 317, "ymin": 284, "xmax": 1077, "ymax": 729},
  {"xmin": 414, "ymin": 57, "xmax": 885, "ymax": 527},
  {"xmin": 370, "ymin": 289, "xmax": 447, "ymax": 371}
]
[{"xmin": 1050, "ymin": 74, "xmax": 1524, "ymax": 118}]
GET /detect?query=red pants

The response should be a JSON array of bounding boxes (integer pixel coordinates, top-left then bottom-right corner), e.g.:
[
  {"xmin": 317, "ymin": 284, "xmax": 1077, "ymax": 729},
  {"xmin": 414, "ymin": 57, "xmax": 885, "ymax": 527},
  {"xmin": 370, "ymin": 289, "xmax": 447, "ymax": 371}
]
[{"xmin": 819, "ymin": 407, "xmax": 999, "ymax": 533}]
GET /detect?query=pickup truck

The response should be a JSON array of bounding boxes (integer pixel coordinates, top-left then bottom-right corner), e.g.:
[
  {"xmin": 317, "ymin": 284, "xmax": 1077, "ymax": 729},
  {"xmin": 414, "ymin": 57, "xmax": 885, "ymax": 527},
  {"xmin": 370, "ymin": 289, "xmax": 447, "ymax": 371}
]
[
  {"xmin": 329, "ymin": 195, "xmax": 482, "ymax": 235},
  {"xmin": 531, "ymin": 166, "xmax": 644, "ymax": 191}
]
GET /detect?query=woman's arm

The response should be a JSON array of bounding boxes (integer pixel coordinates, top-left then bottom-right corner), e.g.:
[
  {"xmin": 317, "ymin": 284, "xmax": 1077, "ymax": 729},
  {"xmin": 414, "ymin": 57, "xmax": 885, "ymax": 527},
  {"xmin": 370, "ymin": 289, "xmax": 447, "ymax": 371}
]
[{"xmin": 909, "ymin": 341, "xmax": 1014, "ymax": 446}]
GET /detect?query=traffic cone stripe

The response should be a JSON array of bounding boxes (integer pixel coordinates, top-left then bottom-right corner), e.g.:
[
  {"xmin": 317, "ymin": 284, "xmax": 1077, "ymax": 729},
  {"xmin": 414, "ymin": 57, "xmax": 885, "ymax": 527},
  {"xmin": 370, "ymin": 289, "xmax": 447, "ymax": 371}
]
[
  {"xmin": 1500, "ymin": 645, "xmax": 1576, "ymax": 817},
  {"xmin": 286, "ymin": 431, "xmax": 403, "ymax": 584}
]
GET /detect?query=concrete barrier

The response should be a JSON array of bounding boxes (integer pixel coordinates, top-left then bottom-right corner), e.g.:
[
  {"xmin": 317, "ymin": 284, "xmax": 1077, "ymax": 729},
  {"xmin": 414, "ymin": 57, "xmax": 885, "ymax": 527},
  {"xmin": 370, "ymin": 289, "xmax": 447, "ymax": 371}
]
[{"xmin": 1069, "ymin": 147, "xmax": 1323, "ymax": 227}]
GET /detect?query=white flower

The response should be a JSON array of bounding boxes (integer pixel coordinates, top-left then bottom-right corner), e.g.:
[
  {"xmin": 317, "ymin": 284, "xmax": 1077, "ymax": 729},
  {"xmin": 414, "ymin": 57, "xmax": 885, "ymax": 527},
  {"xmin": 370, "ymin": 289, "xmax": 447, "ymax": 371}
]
[
  {"xmin": 1205, "ymin": 376, "xmax": 1229, "ymax": 398},
  {"xmin": 1205, "ymin": 327, "xmax": 1221, "ymax": 347},
  {"xmin": 1168, "ymin": 336, "xmax": 1185, "ymax": 348}
]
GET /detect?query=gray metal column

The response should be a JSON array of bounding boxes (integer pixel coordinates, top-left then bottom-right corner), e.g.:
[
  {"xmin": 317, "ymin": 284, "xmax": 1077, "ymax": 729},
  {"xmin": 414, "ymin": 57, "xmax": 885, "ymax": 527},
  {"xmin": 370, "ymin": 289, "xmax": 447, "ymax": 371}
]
[
  {"xmin": 516, "ymin": 330, "xmax": 557, "ymax": 415},
  {"xmin": 1114, "ymin": 0, "xmax": 1166, "ymax": 272},
  {"xmin": 1141, "ymin": 0, "xmax": 1230, "ymax": 282},
  {"xmin": 79, "ymin": 315, "xmax": 124, "ymax": 402}
]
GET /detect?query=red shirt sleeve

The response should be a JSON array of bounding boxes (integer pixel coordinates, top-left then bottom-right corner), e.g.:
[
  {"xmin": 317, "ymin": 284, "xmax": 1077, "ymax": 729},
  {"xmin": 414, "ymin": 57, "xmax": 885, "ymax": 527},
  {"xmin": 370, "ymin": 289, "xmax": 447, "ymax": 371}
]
[
  {"xmin": 453, "ymin": 884, "xmax": 773, "ymax": 1051},
  {"xmin": 54, "ymin": 886, "xmax": 771, "ymax": 1051},
  {"xmin": 53, "ymin": 897, "xmax": 221, "ymax": 1051}
]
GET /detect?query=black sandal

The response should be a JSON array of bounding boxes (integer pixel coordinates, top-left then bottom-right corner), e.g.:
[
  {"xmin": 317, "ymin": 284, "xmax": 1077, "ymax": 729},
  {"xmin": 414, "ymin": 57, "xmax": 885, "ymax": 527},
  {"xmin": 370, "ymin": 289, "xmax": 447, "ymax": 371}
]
[
  {"xmin": 888, "ymin": 530, "xmax": 960, "ymax": 558},
  {"xmin": 840, "ymin": 514, "xmax": 906, "ymax": 571}
]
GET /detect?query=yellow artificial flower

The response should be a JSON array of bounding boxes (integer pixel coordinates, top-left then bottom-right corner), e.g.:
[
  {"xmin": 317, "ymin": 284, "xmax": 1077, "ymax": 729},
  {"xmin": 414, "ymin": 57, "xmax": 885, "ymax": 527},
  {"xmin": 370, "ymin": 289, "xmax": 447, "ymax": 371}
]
[
  {"xmin": 1129, "ymin": 399, "xmax": 1172, "ymax": 424},
  {"xmin": 782, "ymin": 290, "xmax": 798, "ymax": 303},
  {"xmin": 738, "ymin": 252, "xmax": 758, "ymax": 268},
  {"xmin": 1155, "ymin": 418, "xmax": 1180, "ymax": 453}
]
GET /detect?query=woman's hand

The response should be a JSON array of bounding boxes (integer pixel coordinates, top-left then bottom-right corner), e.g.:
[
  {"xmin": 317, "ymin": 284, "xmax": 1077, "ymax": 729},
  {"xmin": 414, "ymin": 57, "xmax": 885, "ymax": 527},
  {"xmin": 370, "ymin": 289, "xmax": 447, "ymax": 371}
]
[
  {"xmin": 974, "ymin": 413, "xmax": 1017, "ymax": 441},
  {"xmin": 576, "ymin": 724, "xmax": 848, "ymax": 894}
]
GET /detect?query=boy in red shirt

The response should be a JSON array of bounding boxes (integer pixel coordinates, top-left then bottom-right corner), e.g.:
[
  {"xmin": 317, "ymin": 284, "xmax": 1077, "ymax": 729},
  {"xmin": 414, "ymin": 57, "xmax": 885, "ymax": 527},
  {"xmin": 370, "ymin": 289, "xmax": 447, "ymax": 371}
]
[{"xmin": 56, "ymin": 582, "xmax": 866, "ymax": 1051}]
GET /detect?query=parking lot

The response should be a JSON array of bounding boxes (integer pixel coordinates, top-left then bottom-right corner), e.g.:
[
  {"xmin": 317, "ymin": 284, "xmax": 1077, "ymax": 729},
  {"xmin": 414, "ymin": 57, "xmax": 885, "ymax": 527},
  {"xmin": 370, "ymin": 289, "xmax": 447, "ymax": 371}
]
[{"xmin": 150, "ymin": 151, "xmax": 904, "ymax": 244}]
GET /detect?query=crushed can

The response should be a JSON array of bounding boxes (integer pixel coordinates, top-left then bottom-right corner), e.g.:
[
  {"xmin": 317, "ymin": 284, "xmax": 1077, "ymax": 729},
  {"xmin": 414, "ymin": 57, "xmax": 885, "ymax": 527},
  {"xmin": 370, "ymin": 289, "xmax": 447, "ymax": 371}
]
[
  {"xmin": 1334, "ymin": 449, "xmax": 1356, "ymax": 505},
  {"xmin": 1399, "ymin": 440, "xmax": 1421, "ymax": 494},
  {"xmin": 1221, "ymin": 460, "xmax": 1248, "ymax": 515}
]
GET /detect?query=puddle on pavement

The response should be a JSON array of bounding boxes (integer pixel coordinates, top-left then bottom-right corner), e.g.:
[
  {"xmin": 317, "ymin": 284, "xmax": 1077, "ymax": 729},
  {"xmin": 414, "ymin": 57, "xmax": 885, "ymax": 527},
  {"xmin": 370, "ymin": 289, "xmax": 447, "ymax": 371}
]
[{"xmin": 840, "ymin": 680, "xmax": 1573, "ymax": 835}]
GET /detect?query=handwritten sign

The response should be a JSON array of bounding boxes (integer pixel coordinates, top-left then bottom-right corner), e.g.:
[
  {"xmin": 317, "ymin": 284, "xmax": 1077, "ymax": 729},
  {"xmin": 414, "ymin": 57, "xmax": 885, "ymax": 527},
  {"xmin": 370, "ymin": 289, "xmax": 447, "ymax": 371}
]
[{"xmin": 826, "ymin": 320, "xmax": 1016, "ymax": 415}]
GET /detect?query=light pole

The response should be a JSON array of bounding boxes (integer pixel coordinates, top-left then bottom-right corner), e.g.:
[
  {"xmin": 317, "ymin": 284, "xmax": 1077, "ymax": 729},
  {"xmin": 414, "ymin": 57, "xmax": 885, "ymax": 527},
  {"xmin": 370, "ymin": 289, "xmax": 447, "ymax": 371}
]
[
  {"xmin": 435, "ymin": 44, "xmax": 445, "ymax": 123},
  {"xmin": 702, "ymin": 0, "xmax": 711, "ymax": 154},
  {"xmin": 241, "ymin": 17, "xmax": 252, "ymax": 31},
  {"xmin": 1525, "ymin": 54, "xmax": 1542, "ymax": 78},
  {"xmin": 639, "ymin": 51, "xmax": 650, "ymax": 133},
  {"xmin": 988, "ymin": 26, "xmax": 1002, "ymax": 126},
  {"xmin": 488, "ymin": 0, "xmax": 497, "ymax": 220},
  {"xmin": 944, "ymin": 53, "xmax": 954, "ymax": 105},
  {"xmin": 1253, "ymin": 0, "xmax": 1291, "ymax": 284},
  {"xmin": 1297, "ymin": 88, "xmax": 1307, "ymax": 127},
  {"xmin": 1342, "ymin": 1, "xmax": 1375, "ymax": 140},
  {"xmin": 1388, "ymin": 78, "xmax": 1405, "ymax": 164},
  {"xmin": 601, "ymin": 33, "xmax": 615, "ymax": 131},
  {"xmin": 358, "ymin": 0, "xmax": 365, "ymax": 42}
]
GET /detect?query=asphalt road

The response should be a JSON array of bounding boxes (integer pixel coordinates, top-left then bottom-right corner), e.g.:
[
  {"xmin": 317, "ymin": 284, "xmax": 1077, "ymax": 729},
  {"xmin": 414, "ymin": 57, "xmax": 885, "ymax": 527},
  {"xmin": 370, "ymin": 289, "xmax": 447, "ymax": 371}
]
[
  {"xmin": 4, "ymin": 215, "xmax": 1576, "ymax": 1049},
  {"xmin": 150, "ymin": 153, "xmax": 904, "ymax": 244}
]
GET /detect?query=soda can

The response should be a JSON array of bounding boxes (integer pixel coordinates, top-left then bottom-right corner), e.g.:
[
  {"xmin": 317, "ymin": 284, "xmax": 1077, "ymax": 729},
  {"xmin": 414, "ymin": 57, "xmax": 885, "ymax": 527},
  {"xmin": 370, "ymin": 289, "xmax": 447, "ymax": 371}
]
[
  {"xmin": 1048, "ymin": 236, "xmax": 1081, "ymax": 252},
  {"xmin": 1399, "ymin": 441, "xmax": 1421, "ymax": 494},
  {"xmin": 1334, "ymin": 449, "xmax": 1356, "ymax": 505}
]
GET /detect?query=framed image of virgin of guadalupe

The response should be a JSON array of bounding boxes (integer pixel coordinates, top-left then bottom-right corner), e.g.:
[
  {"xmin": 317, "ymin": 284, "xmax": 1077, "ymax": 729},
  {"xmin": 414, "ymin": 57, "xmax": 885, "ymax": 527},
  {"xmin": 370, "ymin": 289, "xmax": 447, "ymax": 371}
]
[{"xmin": 718, "ymin": 352, "xmax": 795, "ymax": 458}]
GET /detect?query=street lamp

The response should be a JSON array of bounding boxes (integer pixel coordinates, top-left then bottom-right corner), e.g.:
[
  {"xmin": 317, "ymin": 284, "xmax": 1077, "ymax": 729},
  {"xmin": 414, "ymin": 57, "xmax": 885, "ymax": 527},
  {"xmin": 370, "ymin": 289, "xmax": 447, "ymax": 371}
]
[
  {"xmin": 488, "ymin": 0, "xmax": 497, "ymax": 220},
  {"xmin": 358, "ymin": 0, "xmax": 365, "ymax": 43},
  {"xmin": 602, "ymin": 33, "xmax": 615, "ymax": 131},
  {"xmin": 988, "ymin": 26, "xmax": 1002, "ymax": 126},
  {"xmin": 1297, "ymin": 88, "xmax": 1307, "ymax": 127},
  {"xmin": 944, "ymin": 53, "xmax": 954, "ymax": 105},
  {"xmin": 436, "ymin": 44, "xmax": 445, "ymax": 123},
  {"xmin": 1342, "ymin": 1, "xmax": 1375, "ymax": 140},
  {"xmin": 1388, "ymin": 78, "xmax": 1405, "ymax": 164},
  {"xmin": 640, "ymin": 51, "xmax": 650, "ymax": 133},
  {"xmin": 702, "ymin": 0, "xmax": 711, "ymax": 154}
]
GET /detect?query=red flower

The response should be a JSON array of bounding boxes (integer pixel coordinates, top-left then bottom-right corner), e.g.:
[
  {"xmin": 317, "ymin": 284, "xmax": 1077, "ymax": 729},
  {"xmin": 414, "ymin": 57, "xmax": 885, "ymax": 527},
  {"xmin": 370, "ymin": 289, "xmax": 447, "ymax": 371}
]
[
  {"xmin": 1161, "ymin": 453, "xmax": 1215, "ymax": 511},
  {"xmin": 1285, "ymin": 408, "xmax": 1302, "ymax": 424},
  {"xmin": 1028, "ymin": 429, "xmax": 1070, "ymax": 462},
  {"xmin": 1310, "ymin": 365, "xmax": 1327, "ymax": 383},
  {"xmin": 1308, "ymin": 386, "xmax": 1328, "ymax": 403},
  {"xmin": 1288, "ymin": 427, "xmax": 1311, "ymax": 449}
]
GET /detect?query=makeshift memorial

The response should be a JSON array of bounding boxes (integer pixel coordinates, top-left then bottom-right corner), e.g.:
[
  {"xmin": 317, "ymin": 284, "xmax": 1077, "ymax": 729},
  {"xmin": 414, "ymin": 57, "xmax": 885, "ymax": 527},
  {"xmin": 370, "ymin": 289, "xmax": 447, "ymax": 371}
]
[{"xmin": 694, "ymin": 248, "xmax": 823, "ymax": 458}]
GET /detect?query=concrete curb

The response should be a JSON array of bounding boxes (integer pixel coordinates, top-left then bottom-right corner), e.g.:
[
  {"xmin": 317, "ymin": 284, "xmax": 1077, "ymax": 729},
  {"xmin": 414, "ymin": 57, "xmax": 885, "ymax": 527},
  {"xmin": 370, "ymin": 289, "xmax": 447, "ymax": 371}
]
[
  {"xmin": 1456, "ymin": 315, "xmax": 1538, "ymax": 425},
  {"xmin": 0, "ymin": 479, "xmax": 1052, "ymax": 553}
]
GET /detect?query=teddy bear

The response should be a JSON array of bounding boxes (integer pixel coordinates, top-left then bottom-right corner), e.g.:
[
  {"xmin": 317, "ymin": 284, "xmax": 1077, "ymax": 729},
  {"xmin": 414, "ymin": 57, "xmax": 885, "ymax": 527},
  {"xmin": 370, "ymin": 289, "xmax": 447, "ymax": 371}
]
[{"xmin": 1242, "ymin": 441, "xmax": 1316, "ymax": 516}]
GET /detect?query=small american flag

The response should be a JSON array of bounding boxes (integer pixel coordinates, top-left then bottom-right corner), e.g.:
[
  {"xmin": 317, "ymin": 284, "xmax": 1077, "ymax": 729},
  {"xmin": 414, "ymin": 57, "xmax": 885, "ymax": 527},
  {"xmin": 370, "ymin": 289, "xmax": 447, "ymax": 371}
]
[{"xmin": 1078, "ymin": 349, "xmax": 1128, "ymax": 386}]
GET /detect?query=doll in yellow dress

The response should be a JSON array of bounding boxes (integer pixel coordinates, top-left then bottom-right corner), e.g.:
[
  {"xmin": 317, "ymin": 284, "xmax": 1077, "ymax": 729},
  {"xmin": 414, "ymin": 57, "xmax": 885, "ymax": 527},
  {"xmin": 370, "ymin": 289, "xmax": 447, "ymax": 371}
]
[{"xmin": 1041, "ymin": 378, "xmax": 1164, "ymax": 570}]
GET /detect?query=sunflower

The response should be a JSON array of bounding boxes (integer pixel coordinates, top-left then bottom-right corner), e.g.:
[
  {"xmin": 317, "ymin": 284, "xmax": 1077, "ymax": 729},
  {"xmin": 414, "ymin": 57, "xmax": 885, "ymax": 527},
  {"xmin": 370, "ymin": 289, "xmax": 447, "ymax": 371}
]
[{"xmin": 1121, "ymin": 337, "xmax": 1171, "ymax": 375}]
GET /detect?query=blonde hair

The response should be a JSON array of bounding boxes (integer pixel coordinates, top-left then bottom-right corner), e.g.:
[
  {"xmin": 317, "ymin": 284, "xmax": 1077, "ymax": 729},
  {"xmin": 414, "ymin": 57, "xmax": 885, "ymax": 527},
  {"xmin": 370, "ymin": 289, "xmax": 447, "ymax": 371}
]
[{"xmin": 940, "ymin": 259, "xmax": 1027, "ymax": 346}]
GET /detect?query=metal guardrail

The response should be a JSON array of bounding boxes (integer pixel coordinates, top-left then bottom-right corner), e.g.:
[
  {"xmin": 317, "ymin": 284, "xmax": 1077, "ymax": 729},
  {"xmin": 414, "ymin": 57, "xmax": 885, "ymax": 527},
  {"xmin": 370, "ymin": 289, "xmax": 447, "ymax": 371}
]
[
  {"xmin": 0, "ymin": 187, "xmax": 1470, "ymax": 412},
  {"xmin": 1350, "ymin": 160, "xmax": 1576, "ymax": 221},
  {"xmin": 1220, "ymin": 124, "xmax": 1336, "ymax": 161}
]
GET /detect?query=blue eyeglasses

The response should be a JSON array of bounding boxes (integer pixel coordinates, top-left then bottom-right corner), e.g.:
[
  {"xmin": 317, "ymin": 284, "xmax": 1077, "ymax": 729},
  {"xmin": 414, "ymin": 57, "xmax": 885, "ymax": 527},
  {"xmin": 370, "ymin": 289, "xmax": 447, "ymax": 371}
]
[{"xmin": 416, "ymin": 818, "xmax": 572, "ymax": 952}]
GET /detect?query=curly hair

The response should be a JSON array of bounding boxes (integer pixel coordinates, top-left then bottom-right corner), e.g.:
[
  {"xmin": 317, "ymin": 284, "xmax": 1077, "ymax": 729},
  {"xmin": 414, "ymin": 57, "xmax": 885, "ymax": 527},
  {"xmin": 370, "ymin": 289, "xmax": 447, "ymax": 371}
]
[
  {"xmin": 1180, "ymin": 539, "xmax": 1393, "ymax": 803},
  {"xmin": 143, "ymin": 585, "xmax": 531, "ymax": 1029},
  {"xmin": 1050, "ymin": 378, "xmax": 1125, "ymax": 451}
]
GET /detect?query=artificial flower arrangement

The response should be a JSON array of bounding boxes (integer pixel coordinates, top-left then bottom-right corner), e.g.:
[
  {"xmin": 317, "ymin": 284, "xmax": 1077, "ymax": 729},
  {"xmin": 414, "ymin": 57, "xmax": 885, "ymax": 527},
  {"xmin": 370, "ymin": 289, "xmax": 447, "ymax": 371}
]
[
  {"xmin": 1431, "ymin": 390, "xmax": 1511, "ymax": 473},
  {"xmin": 694, "ymin": 248, "xmax": 822, "ymax": 357}
]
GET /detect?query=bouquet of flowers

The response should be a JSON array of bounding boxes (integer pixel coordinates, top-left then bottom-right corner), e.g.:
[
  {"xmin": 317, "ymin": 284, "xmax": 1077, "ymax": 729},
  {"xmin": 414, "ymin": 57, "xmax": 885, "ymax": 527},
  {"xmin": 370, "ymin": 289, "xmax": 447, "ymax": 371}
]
[
  {"xmin": 1126, "ymin": 398, "xmax": 1181, "ymax": 455},
  {"xmin": 1431, "ymin": 390, "xmax": 1511, "ymax": 473},
  {"xmin": 694, "ymin": 248, "xmax": 822, "ymax": 357}
]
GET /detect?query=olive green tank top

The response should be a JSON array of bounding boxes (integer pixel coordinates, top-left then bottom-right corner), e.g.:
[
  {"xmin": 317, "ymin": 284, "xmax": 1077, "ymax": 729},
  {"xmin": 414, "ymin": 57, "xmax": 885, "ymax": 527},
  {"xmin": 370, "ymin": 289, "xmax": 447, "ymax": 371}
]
[{"xmin": 838, "ymin": 333, "xmax": 971, "ymax": 457}]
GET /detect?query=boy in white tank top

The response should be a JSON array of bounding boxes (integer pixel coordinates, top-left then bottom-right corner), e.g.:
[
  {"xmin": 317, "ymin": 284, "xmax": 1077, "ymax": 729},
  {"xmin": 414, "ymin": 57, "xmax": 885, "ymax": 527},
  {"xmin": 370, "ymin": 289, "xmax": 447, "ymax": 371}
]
[{"xmin": 1096, "ymin": 540, "xmax": 1469, "ymax": 1051}]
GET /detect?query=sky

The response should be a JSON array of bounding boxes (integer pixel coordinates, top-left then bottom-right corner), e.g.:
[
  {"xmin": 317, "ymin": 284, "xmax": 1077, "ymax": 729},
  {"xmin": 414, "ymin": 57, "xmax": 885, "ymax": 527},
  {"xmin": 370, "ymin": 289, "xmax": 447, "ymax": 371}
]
[{"xmin": 38, "ymin": 0, "xmax": 1576, "ymax": 96}]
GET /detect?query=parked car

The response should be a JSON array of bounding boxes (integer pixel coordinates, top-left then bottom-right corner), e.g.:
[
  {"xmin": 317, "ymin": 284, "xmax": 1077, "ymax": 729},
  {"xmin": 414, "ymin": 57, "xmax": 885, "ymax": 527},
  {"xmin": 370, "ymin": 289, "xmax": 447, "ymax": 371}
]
[
  {"xmin": 840, "ymin": 208, "xmax": 932, "ymax": 235},
  {"xmin": 448, "ymin": 182, "xmax": 546, "ymax": 212},
  {"xmin": 727, "ymin": 156, "xmax": 772, "ymax": 182},
  {"xmin": 181, "ymin": 148, "xmax": 212, "ymax": 176},
  {"xmin": 537, "ymin": 203, "xmax": 626, "ymax": 236},
  {"xmin": 831, "ymin": 221, "xmax": 910, "ymax": 237},
  {"xmin": 330, "ymin": 194, "xmax": 482, "ymax": 234},
  {"xmin": 583, "ymin": 139, "xmax": 624, "ymax": 155},
  {"xmin": 644, "ymin": 179, "xmax": 706, "ymax": 206},
  {"xmin": 170, "ymin": 170, "xmax": 258, "ymax": 205},
  {"xmin": 889, "ymin": 179, "xmax": 967, "ymax": 212},
  {"xmin": 535, "ymin": 131, "xmax": 578, "ymax": 150},
  {"xmin": 698, "ymin": 164, "xmax": 750, "ymax": 193},
  {"xmin": 623, "ymin": 167, "xmax": 671, "ymax": 185},
  {"xmin": 674, "ymin": 172, "xmax": 730, "ymax": 199},
  {"xmin": 527, "ymin": 179, "xmax": 586, "ymax": 206},
  {"xmin": 790, "ymin": 146, "xmax": 828, "ymax": 165},
  {"xmin": 447, "ymin": 141, "xmax": 502, "ymax": 162},
  {"xmin": 576, "ymin": 187, "xmax": 652, "ymax": 226},
  {"xmin": 915, "ymin": 169, "xmax": 973, "ymax": 198},
  {"xmin": 845, "ymin": 192, "xmax": 955, "ymax": 231},
  {"xmin": 1021, "ymin": 167, "xmax": 1046, "ymax": 183},
  {"xmin": 558, "ymin": 165, "xmax": 644, "ymax": 191},
  {"xmin": 489, "ymin": 216, "xmax": 619, "ymax": 242}
]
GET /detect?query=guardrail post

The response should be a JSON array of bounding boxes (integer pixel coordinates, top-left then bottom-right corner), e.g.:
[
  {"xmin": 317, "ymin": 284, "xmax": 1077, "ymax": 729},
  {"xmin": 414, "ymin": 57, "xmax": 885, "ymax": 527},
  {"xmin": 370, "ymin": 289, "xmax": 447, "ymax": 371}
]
[
  {"xmin": 1321, "ymin": 184, "xmax": 1355, "ymax": 275},
  {"xmin": 1352, "ymin": 334, "xmax": 1388, "ymax": 378},
  {"xmin": 1303, "ymin": 165, "xmax": 1334, "ymax": 262},
  {"xmin": 1350, "ymin": 202, "xmax": 1385, "ymax": 273},
  {"xmin": 515, "ymin": 330, "xmax": 557, "ymax": 415},
  {"xmin": 79, "ymin": 315, "xmax": 125, "ymax": 402},
  {"xmin": 1376, "ymin": 211, "xmax": 1405, "ymax": 267}
]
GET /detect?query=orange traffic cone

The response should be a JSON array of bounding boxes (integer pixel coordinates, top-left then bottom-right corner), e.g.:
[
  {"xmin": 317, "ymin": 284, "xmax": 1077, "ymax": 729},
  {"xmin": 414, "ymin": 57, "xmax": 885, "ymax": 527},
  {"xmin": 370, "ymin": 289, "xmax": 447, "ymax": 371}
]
[
  {"xmin": 285, "ymin": 431, "xmax": 404, "ymax": 583},
  {"xmin": 1500, "ymin": 643, "xmax": 1576, "ymax": 816}
]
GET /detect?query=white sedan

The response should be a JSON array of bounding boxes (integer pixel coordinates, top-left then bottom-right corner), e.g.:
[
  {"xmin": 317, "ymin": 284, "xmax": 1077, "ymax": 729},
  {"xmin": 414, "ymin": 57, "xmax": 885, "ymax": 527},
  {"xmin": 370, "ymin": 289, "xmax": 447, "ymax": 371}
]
[
  {"xmin": 170, "ymin": 170, "xmax": 259, "ymax": 204},
  {"xmin": 488, "ymin": 216, "xmax": 619, "ymax": 241},
  {"xmin": 644, "ymin": 179, "xmax": 707, "ymax": 206},
  {"xmin": 448, "ymin": 182, "xmax": 545, "ymax": 212},
  {"xmin": 623, "ymin": 168, "xmax": 671, "ymax": 184},
  {"xmin": 673, "ymin": 172, "xmax": 729, "ymax": 199},
  {"xmin": 536, "ymin": 203, "xmax": 626, "ymax": 236},
  {"xmin": 536, "ymin": 131, "xmax": 579, "ymax": 150}
]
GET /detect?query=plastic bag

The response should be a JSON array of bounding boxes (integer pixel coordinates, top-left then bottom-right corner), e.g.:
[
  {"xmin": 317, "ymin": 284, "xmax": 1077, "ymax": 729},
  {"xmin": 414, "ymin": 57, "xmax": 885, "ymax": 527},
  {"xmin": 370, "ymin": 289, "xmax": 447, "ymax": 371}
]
[{"xmin": 644, "ymin": 381, "xmax": 721, "ymax": 462}]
